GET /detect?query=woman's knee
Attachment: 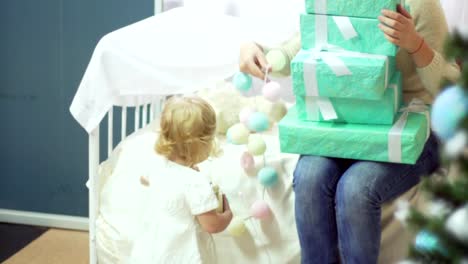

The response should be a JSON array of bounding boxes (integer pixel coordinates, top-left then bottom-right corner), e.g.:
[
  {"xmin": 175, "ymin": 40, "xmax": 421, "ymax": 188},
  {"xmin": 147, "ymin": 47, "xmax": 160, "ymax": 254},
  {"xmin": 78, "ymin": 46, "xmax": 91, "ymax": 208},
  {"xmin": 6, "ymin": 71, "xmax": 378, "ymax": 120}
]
[{"xmin": 293, "ymin": 155, "xmax": 341, "ymax": 197}]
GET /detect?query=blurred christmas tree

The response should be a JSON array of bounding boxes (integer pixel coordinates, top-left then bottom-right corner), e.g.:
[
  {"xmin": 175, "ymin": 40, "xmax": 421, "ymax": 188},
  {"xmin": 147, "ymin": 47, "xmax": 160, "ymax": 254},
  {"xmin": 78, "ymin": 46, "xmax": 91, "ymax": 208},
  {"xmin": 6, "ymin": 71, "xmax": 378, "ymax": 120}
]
[{"xmin": 398, "ymin": 30, "xmax": 468, "ymax": 264}]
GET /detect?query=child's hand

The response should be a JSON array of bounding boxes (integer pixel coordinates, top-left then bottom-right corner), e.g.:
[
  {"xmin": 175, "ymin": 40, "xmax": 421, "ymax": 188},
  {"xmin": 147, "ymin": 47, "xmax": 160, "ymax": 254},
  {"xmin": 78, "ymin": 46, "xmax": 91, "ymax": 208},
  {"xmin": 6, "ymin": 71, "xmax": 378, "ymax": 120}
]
[
  {"xmin": 378, "ymin": 4, "xmax": 422, "ymax": 53},
  {"xmin": 221, "ymin": 195, "xmax": 233, "ymax": 223},
  {"xmin": 222, "ymin": 195, "xmax": 231, "ymax": 214},
  {"xmin": 196, "ymin": 196, "xmax": 233, "ymax": 234}
]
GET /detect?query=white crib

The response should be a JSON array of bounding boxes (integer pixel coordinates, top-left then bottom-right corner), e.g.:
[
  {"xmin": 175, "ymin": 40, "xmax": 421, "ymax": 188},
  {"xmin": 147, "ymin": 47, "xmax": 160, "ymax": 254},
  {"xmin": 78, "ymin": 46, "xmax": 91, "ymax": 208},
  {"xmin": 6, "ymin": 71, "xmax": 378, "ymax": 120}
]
[{"xmin": 88, "ymin": 99, "xmax": 165, "ymax": 264}]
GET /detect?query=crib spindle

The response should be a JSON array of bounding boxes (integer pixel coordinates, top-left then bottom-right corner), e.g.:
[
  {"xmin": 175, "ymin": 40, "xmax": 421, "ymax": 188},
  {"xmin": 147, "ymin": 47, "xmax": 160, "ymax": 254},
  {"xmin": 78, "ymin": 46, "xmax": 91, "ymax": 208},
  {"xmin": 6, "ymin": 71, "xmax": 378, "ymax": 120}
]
[
  {"xmin": 143, "ymin": 104, "xmax": 148, "ymax": 125},
  {"xmin": 121, "ymin": 107, "xmax": 127, "ymax": 141},
  {"xmin": 88, "ymin": 127, "xmax": 100, "ymax": 264},
  {"xmin": 135, "ymin": 105, "xmax": 140, "ymax": 131},
  {"xmin": 150, "ymin": 102, "xmax": 155, "ymax": 122},
  {"xmin": 107, "ymin": 108, "xmax": 113, "ymax": 157}
]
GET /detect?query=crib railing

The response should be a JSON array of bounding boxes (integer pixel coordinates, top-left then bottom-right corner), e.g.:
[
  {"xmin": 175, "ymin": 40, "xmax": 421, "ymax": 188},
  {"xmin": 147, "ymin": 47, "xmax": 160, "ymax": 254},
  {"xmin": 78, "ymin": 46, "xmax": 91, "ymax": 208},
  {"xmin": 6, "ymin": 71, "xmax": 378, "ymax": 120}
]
[{"xmin": 88, "ymin": 98, "xmax": 164, "ymax": 264}]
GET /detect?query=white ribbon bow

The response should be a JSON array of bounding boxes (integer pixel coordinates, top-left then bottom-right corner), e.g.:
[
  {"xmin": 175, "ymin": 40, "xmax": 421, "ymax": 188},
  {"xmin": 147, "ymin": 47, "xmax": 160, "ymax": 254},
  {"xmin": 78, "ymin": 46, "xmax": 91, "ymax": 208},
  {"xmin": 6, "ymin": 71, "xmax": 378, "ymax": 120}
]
[{"xmin": 388, "ymin": 98, "xmax": 430, "ymax": 163}]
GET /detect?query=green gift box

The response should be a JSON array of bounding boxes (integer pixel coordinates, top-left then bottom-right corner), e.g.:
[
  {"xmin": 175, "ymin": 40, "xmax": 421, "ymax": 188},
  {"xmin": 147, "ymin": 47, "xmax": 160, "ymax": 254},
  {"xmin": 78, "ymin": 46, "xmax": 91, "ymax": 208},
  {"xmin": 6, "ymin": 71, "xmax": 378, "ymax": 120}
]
[
  {"xmin": 279, "ymin": 100, "xmax": 430, "ymax": 164},
  {"xmin": 296, "ymin": 72, "xmax": 402, "ymax": 125},
  {"xmin": 305, "ymin": 0, "xmax": 399, "ymax": 19},
  {"xmin": 291, "ymin": 49, "xmax": 396, "ymax": 100},
  {"xmin": 301, "ymin": 13, "xmax": 398, "ymax": 56}
]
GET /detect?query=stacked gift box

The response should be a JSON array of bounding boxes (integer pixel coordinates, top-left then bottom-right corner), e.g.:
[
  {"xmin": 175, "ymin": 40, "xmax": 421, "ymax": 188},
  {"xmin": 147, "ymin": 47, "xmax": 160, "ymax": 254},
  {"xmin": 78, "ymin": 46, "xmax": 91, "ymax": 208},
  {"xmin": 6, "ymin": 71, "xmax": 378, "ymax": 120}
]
[{"xmin": 278, "ymin": 0, "xmax": 431, "ymax": 164}]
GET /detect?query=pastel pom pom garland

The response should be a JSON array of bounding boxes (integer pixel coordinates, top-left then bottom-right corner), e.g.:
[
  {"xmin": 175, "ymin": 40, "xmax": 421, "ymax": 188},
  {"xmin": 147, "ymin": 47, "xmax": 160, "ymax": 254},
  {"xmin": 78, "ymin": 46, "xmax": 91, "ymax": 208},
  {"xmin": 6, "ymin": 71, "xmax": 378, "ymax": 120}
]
[
  {"xmin": 227, "ymin": 217, "xmax": 247, "ymax": 237},
  {"xmin": 266, "ymin": 49, "xmax": 287, "ymax": 73},
  {"xmin": 226, "ymin": 68, "xmax": 286, "ymax": 236},
  {"xmin": 258, "ymin": 167, "xmax": 278, "ymax": 187},
  {"xmin": 240, "ymin": 152, "xmax": 255, "ymax": 171},
  {"xmin": 262, "ymin": 81, "xmax": 281, "ymax": 102},
  {"xmin": 247, "ymin": 112, "xmax": 270, "ymax": 132},
  {"xmin": 250, "ymin": 200, "xmax": 272, "ymax": 220},
  {"xmin": 232, "ymin": 72, "xmax": 252, "ymax": 92},
  {"xmin": 247, "ymin": 134, "xmax": 266, "ymax": 156},
  {"xmin": 239, "ymin": 107, "xmax": 257, "ymax": 126},
  {"xmin": 227, "ymin": 123, "xmax": 250, "ymax": 145}
]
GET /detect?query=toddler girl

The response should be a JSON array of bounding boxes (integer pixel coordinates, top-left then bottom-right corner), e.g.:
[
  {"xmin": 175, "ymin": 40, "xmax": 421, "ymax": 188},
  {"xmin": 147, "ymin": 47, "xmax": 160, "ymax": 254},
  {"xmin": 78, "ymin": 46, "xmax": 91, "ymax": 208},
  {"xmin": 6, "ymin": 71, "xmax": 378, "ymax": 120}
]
[{"xmin": 130, "ymin": 96, "xmax": 232, "ymax": 264}]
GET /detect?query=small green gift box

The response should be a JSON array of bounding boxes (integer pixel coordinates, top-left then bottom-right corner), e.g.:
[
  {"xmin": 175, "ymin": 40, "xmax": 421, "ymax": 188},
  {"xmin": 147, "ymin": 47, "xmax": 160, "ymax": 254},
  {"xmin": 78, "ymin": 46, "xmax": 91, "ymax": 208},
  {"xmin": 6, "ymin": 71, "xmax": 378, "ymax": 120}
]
[
  {"xmin": 278, "ymin": 100, "xmax": 430, "ymax": 164},
  {"xmin": 300, "ymin": 13, "xmax": 398, "ymax": 56},
  {"xmin": 296, "ymin": 72, "xmax": 402, "ymax": 125},
  {"xmin": 305, "ymin": 0, "xmax": 399, "ymax": 19},
  {"xmin": 291, "ymin": 49, "xmax": 396, "ymax": 100}
]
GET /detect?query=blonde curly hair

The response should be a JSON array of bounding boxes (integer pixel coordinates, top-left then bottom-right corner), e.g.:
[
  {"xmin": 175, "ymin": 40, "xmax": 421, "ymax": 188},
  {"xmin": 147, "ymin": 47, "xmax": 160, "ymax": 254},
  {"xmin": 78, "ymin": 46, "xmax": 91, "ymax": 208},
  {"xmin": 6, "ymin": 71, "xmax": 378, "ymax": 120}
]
[{"xmin": 155, "ymin": 96, "xmax": 219, "ymax": 167}]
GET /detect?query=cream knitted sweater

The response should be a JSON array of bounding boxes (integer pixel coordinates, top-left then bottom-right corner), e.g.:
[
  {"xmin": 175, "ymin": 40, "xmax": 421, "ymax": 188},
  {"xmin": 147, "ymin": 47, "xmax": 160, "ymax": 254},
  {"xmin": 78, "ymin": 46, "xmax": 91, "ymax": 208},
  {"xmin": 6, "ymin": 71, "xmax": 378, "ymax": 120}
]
[{"xmin": 265, "ymin": 0, "xmax": 460, "ymax": 104}]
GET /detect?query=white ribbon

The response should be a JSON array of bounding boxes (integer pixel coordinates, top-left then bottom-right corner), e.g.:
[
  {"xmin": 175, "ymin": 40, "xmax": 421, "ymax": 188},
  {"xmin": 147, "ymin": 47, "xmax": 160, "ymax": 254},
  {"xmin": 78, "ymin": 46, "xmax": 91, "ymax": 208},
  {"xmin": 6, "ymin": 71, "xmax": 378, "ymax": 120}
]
[
  {"xmin": 332, "ymin": 16, "xmax": 358, "ymax": 40},
  {"xmin": 303, "ymin": 50, "xmax": 344, "ymax": 120},
  {"xmin": 388, "ymin": 99, "xmax": 430, "ymax": 163},
  {"xmin": 315, "ymin": 0, "xmax": 327, "ymax": 13},
  {"xmin": 388, "ymin": 84, "xmax": 399, "ymax": 113},
  {"xmin": 303, "ymin": 48, "xmax": 390, "ymax": 96},
  {"xmin": 314, "ymin": 14, "xmax": 358, "ymax": 49},
  {"xmin": 305, "ymin": 97, "xmax": 338, "ymax": 120}
]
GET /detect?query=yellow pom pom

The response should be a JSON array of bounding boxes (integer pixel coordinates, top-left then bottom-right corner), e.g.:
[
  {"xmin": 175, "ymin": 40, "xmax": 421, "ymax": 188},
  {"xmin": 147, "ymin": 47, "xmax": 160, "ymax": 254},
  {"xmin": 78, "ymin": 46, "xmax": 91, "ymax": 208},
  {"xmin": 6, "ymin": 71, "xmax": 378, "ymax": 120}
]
[
  {"xmin": 266, "ymin": 49, "xmax": 287, "ymax": 73},
  {"xmin": 269, "ymin": 102, "xmax": 288, "ymax": 122},
  {"xmin": 247, "ymin": 134, "xmax": 266, "ymax": 156},
  {"xmin": 228, "ymin": 123, "xmax": 250, "ymax": 144},
  {"xmin": 228, "ymin": 217, "xmax": 247, "ymax": 237}
]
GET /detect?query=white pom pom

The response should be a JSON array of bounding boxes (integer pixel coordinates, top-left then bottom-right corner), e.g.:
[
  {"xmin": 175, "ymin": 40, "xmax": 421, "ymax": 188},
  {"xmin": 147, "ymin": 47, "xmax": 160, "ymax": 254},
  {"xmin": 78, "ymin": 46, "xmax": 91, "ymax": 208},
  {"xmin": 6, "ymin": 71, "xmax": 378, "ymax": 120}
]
[
  {"xmin": 445, "ymin": 204, "xmax": 468, "ymax": 244},
  {"xmin": 445, "ymin": 131, "xmax": 467, "ymax": 158}
]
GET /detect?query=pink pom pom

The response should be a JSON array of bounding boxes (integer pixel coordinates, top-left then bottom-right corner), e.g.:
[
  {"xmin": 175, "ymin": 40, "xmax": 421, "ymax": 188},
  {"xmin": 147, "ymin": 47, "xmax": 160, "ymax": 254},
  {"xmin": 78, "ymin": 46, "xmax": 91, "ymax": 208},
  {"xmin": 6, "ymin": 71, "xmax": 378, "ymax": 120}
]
[
  {"xmin": 240, "ymin": 152, "xmax": 255, "ymax": 171},
  {"xmin": 262, "ymin": 81, "xmax": 281, "ymax": 102},
  {"xmin": 239, "ymin": 107, "xmax": 257, "ymax": 126},
  {"xmin": 250, "ymin": 200, "xmax": 271, "ymax": 220}
]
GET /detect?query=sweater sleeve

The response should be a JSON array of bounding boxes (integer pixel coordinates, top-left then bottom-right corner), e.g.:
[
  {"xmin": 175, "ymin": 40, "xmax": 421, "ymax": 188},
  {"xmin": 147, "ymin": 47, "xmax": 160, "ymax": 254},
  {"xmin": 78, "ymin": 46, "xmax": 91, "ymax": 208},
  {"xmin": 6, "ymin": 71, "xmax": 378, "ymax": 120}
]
[
  {"xmin": 259, "ymin": 32, "xmax": 301, "ymax": 77},
  {"xmin": 413, "ymin": 0, "xmax": 460, "ymax": 95}
]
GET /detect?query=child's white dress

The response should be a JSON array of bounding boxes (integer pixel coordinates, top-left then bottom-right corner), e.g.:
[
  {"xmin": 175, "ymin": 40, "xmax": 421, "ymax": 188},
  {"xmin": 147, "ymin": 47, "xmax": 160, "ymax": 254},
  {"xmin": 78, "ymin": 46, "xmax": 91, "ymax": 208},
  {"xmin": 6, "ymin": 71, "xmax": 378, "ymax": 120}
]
[{"xmin": 129, "ymin": 156, "xmax": 219, "ymax": 264}]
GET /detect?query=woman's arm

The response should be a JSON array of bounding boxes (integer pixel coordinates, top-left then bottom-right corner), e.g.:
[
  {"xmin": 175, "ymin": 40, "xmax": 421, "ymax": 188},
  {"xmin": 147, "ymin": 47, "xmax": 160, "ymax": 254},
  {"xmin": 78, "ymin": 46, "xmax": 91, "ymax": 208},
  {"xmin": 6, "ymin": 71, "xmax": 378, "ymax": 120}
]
[
  {"xmin": 239, "ymin": 33, "xmax": 301, "ymax": 79},
  {"xmin": 379, "ymin": 5, "xmax": 434, "ymax": 67},
  {"xmin": 378, "ymin": 2, "xmax": 460, "ymax": 94}
]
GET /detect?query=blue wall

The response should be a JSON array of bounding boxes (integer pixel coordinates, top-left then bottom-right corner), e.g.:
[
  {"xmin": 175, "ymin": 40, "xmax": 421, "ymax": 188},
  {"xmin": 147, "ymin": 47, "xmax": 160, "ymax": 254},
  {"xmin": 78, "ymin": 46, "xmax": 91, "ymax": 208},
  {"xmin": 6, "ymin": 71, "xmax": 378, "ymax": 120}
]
[{"xmin": 0, "ymin": 0, "xmax": 153, "ymax": 217}]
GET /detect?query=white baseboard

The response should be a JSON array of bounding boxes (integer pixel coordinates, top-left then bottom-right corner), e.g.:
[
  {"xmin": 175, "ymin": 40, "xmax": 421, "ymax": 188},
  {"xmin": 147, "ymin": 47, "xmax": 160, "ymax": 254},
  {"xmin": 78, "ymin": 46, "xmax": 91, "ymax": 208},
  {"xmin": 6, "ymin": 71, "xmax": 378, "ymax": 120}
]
[{"xmin": 0, "ymin": 209, "xmax": 89, "ymax": 231}]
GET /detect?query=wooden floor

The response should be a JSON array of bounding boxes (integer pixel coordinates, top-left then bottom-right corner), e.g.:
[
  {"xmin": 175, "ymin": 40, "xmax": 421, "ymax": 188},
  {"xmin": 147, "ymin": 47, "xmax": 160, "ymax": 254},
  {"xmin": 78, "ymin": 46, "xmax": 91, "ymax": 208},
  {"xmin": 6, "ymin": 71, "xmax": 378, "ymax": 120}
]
[{"xmin": 4, "ymin": 229, "xmax": 89, "ymax": 264}]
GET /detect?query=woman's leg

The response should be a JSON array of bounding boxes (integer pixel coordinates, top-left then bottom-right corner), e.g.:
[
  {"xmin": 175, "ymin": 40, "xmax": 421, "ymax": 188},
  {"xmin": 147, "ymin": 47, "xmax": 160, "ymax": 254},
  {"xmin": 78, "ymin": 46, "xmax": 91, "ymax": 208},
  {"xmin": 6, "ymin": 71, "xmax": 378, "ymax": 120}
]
[
  {"xmin": 293, "ymin": 155, "xmax": 351, "ymax": 264},
  {"xmin": 335, "ymin": 134, "xmax": 441, "ymax": 264}
]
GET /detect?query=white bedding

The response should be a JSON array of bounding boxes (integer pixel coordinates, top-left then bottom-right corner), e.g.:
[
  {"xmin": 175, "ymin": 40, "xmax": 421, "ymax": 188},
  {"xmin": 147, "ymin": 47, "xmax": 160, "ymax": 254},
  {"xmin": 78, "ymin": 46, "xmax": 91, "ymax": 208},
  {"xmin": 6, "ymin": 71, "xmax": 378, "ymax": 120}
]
[{"xmin": 96, "ymin": 121, "xmax": 301, "ymax": 263}]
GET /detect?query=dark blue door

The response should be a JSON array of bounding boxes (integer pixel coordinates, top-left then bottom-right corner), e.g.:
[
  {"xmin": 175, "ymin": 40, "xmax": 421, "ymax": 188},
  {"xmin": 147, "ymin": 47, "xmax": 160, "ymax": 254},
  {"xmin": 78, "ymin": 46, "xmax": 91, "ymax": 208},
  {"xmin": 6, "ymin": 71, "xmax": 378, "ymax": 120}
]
[{"xmin": 0, "ymin": 0, "xmax": 153, "ymax": 217}]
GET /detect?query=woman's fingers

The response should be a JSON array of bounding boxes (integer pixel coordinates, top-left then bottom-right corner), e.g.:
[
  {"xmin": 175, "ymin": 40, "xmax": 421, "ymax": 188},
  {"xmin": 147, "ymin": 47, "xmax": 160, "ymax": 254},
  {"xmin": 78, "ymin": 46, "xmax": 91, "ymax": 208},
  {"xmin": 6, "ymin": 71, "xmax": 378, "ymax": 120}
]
[
  {"xmin": 255, "ymin": 53, "xmax": 269, "ymax": 72},
  {"xmin": 378, "ymin": 23, "xmax": 400, "ymax": 39},
  {"xmin": 249, "ymin": 59, "xmax": 265, "ymax": 80},
  {"xmin": 378, "ymin": 15, "xmax": 403, "ymax": 31},
  {"xmin": 383, "ymin": 33, "xmax": 400, "ymax": 45},
  {"xmin": 397, "ymin": 4, "xmax": 412, "ymax": 19},
  {"xmin": 381, "ymin": 9, "xmax": 407, "ymax": 24}
]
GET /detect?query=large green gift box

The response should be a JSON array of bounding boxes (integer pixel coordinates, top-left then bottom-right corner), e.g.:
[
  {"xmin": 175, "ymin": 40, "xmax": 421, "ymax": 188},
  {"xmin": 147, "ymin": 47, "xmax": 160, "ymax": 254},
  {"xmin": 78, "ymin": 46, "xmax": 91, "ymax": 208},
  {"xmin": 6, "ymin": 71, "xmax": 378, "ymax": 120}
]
[
  {"xmin": 278, "ymin": 101, "xmax": 430, "ymax": 164},
  {"xmin": 291, "ymin": 49, "xmax": 396, "ymax": 100},
  {"xmin": 296, "ymin": 72, "xmax": 402, "ymax": 125},
  {"xmin": 300, "ymin": 14, "xmax": 398, "ymax": 56},
  {"xmin": 305, "ymin": 0, "xmax": 399, "ymax": 19}
]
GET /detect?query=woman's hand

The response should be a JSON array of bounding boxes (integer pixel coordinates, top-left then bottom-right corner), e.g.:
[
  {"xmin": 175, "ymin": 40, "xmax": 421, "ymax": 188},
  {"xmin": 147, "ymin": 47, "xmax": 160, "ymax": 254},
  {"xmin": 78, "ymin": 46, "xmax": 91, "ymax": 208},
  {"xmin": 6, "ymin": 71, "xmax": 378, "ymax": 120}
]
[
  {"xmin": 378, "ymin": 4, "xmax": 423, "ymax": 53},
  {"xmin": 239, "ymin": 42, "xmax": 270, "ymax": 80}
]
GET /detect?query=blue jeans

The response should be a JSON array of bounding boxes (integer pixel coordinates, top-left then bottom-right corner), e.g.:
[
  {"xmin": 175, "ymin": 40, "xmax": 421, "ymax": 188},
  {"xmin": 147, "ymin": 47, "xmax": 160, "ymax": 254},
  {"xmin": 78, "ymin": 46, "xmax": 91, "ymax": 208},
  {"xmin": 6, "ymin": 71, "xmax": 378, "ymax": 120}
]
[{"xmin": 292, "ymin": 133, "xmax": 441, "ymax": 264}]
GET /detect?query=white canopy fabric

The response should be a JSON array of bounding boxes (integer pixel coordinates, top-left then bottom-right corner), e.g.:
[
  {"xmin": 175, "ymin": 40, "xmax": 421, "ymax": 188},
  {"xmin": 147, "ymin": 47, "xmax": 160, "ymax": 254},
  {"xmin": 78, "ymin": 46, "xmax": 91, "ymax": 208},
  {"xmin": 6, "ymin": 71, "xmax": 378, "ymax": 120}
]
[{"xmin": 69, "ymin": 5, "xmax": 301, "ymax": 133}]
